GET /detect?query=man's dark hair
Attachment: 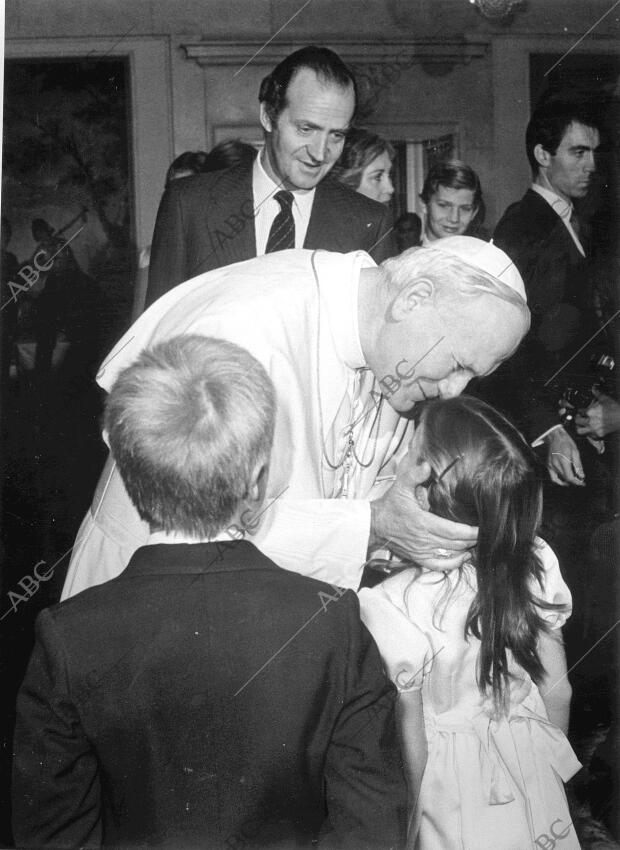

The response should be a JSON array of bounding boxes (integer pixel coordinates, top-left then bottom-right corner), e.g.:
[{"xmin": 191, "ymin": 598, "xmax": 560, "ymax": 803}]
[
  {"xmin": 258, "ymin": 45, "xmax": 357, "ymax": 123},
  {"xmin": 525, "ymin": 97, "xmax": 600, "ymax": 174},
  {"xmin": 166, "ymin": 151, "xmax": 209, "ymax": 183},
  {"xmin": 204, "ymin": 139, "xmax": 257, "ymax": 172}
]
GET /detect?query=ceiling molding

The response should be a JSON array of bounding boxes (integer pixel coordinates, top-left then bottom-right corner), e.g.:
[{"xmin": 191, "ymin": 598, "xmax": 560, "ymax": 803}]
[{"xmin": 182, "ymin": 39, "xmax": 490, "ymax": 69}]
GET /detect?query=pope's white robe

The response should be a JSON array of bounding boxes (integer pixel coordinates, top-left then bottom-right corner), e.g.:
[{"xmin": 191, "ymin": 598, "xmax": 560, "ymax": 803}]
[{"xmin": 61, "ymin": 249, "xmax": 412, "ymax": 599}]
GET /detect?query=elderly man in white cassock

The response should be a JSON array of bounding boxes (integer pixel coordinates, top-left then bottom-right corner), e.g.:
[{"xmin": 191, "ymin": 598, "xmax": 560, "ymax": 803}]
[{"xmin": 62, "ymin": 237, "xmax": 529, "ymax": 599}]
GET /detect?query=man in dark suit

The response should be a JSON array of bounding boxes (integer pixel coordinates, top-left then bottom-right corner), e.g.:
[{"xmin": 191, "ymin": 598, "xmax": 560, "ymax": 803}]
[
  {"xmin": 146, "ymin": 46, "xmax": 396, "ymax": 307},
  {"xmin": 491, "ymin": 99, "xmax": 601, "ymax": 487},
  {"xmin": 12, "ymin": 335, "xmax": 407, "ymax": 849}
]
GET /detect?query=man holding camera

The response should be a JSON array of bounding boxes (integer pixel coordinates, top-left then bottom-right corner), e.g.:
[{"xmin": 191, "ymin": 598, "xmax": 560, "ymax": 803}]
[
  {"xmin": 487, "ymin": 98, "xmax": 617, "ymax": 661},
  {"xmin": 491, "ymin": 97, "xmax": 602, "ymax": 485}
]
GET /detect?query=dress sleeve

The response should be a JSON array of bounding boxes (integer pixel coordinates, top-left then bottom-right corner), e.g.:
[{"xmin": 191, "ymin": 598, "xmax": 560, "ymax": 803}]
[
  {"xmin": 357, "ymin": 583, "xmax": 433, "ymax": 693},
  {"xmin": 531, "ymin": 538, "xmax": 573, "ymax": 629}
]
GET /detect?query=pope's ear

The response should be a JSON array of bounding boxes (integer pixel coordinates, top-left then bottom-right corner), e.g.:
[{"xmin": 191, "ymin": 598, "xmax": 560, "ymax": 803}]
[
  {"xmin": 259, "ymin": 102, "xmax": 274, "ymax": 134},
  {"xmin": 533, "ymin": 143, "xmax": 552, "ymax": 169},
  {"xmin": 391, "ymin": 278, "xmax": 434, "ymax": 321}
]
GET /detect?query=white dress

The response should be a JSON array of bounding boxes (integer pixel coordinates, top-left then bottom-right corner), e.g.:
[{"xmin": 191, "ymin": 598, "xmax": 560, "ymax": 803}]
[{"xmin": 358, "ymin": 540, "xmax": 582, "ymax": 850}]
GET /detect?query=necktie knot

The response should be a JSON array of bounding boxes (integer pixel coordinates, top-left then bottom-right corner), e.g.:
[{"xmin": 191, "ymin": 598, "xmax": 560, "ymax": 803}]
[{"xmin": 275, "ymin": 190, "xmax": 294, "ymax": 211}]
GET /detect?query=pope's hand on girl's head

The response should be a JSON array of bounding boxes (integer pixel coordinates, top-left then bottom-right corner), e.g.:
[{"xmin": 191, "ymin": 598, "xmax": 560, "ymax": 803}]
[{"xmin": 369, "ymin": 453, "xmax": 478, "ymax": 572}]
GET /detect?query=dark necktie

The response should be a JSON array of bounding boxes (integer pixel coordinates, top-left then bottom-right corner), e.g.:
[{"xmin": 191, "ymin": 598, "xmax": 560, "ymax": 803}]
[
  {"xmin": 265, "ymin": 190, "xmax": 295, "ymax": 253},
  {"xmin": 570, "ymin": 208, "xmax": 581, "ymax": 239}
]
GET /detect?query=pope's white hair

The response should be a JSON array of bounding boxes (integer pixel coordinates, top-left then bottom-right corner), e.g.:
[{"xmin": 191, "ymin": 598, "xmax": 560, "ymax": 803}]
[{"xmin": 380, "ymin": 246, "xmax": 527, "ymax": 313}]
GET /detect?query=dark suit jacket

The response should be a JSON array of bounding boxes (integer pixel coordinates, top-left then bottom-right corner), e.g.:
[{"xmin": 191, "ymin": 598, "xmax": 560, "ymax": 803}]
[
  {"xmin": 13, "ymin": 540, "xmax": 407, "ymax": 849},
  {"xmin": 485, "ymin": 189, "xmax": 596, "ymax": 438},
  {"xmin": 146, "ymin": 159, "xmax": 397, "ymax": 307}
]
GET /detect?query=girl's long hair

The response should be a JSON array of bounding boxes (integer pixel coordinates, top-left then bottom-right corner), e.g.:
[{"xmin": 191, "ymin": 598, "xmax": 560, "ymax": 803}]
[{"xmin": 415, "ymin": 396, "xmax": 565, "ymax": 712}]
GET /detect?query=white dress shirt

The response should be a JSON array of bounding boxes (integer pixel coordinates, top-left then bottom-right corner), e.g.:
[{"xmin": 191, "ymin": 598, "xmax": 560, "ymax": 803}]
[{"xmin": 253, "ymin": 153, "xmax": 315, "ymax": 254}]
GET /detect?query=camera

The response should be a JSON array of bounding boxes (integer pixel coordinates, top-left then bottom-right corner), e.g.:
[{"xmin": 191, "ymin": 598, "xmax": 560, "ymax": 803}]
[{"xmin": 560, "ymin": 352, "xmax": 615, "ymax": 429}]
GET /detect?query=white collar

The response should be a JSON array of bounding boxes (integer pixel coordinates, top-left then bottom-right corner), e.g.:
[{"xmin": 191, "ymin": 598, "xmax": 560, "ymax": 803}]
[
  {"xmin": 531, "ymin": 181, "xmax": 585, "ymax": 256},
  {"xmin": 147, "ymin": 529, "xmax": 239, "ymax": 546},
  {"xmin": 253, "ymin": 152, "xmax": 316, "ymax": 219},
  {"xmin": 531, "ymin": 182, "xmax": 573, "ymax": 223}
]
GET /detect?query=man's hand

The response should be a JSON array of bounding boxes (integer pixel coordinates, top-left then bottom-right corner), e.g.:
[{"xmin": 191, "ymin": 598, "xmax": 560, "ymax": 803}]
[
  {"xmin": 370, "ymin": 453, "xmax": 477, "ymax": 572},
  {"xmin": 575, "ymin": 387, "xmax": 620, "ymax": 439},
  {"xmin": 544, "ymin": 426, "xmax": 585, "ymax": 487}
]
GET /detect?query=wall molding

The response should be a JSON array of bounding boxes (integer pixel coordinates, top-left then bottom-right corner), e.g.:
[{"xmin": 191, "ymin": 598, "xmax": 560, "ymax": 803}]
[{"xmin": 182, "ymin": 39, "xmax": 489, "ymax": 69}]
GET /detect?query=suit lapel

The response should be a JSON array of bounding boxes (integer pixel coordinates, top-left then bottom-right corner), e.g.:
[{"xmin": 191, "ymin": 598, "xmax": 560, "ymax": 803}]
[
  {"xmin": 522, "ymin": 189, "xmax": 587, "ymax": 315},
  {"xmin": 305, "ymin": 179, "xmax": 350, "ymax": 253},
  {"xmin": 524, "ymin": 189, "xmax": 583, "ymax": 262},
  {"xmin": 210, "ymin": 162, "xmax": 256, "ymax": 266}
]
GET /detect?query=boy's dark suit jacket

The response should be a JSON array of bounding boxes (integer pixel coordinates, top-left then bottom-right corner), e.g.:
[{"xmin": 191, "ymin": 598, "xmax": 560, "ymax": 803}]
[
  {"xmin": 13, "ymin": 540, "xmax": 407, "ymax": 850},
  {"xmin": 486, "ymin": 188, "xmax": 596, "ymax": 438},
  {"xmin": 145, "ymin": 160, "xmax": 397, "ymax": 307}
]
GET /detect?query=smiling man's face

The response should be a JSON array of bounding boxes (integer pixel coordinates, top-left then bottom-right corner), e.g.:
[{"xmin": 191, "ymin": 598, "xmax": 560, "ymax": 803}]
[
  {"xmin": 425, "ymin": 185, "xmax": 478, "ymax": 241},
  {"xmin": 260, "ymin": 67, "xmax": 355, "ymax": 193}
]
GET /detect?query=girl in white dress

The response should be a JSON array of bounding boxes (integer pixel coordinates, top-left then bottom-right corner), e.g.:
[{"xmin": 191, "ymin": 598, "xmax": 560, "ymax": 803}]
[{"xmin": 358, "ymin": 396, "xmax": 582, "ymax": 850}]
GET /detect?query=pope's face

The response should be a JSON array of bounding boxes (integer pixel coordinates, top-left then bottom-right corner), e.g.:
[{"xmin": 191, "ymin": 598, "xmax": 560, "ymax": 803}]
[
  {"xmin": 372, "ymin": 292, "xmax": 526, "ymax": 413},
  {"xmin": 260, "ymin": 68, "xmax": 355, "ymax": 193}
]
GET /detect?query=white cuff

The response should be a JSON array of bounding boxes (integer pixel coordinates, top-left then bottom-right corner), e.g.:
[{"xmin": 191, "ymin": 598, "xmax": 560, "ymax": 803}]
[{"xmin": 532, "ymin": 424, "xmax": 564, "ymax": 447}]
